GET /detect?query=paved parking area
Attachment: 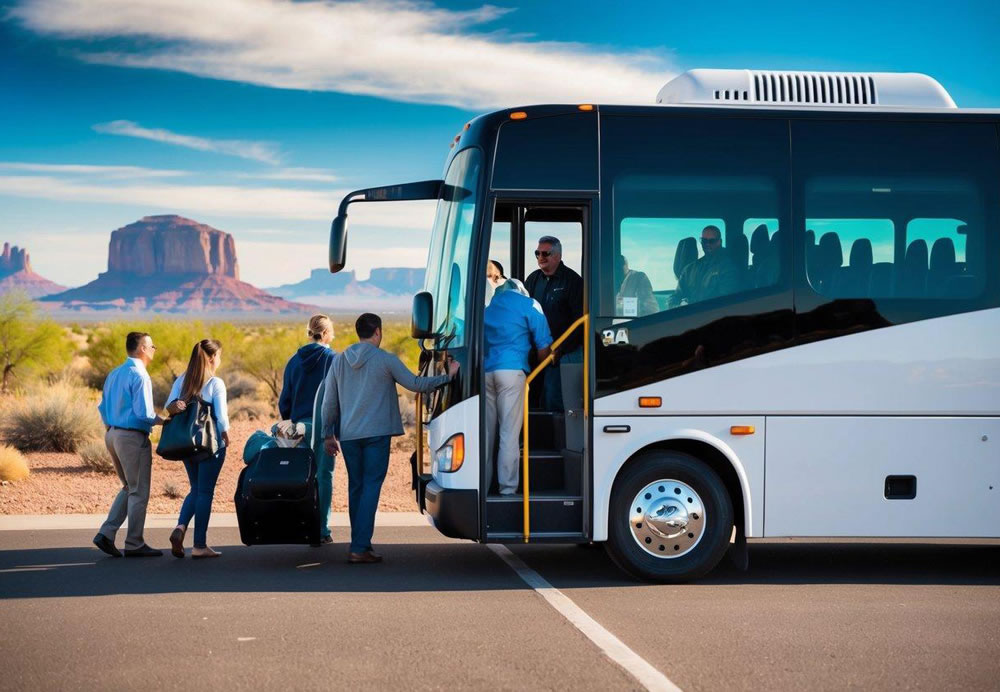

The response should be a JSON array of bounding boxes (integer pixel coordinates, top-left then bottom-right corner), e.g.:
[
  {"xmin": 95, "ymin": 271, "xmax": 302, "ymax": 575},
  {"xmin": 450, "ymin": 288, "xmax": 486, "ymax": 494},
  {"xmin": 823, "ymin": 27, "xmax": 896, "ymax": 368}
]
[{"xmin": 1, "ymin": 525, "xmax": 998, "ymax": 690}]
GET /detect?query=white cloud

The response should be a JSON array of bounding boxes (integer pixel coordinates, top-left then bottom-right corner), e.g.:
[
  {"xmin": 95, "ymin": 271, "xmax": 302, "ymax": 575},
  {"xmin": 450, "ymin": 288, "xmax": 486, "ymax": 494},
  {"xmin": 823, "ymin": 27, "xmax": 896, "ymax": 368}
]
[
  {"xmin": 93, "ymin": 119, "xmax": 281, "ymax": 164},
  {"xmin": 0, "ymin": 171, "xmax": 436, "ymax": 228},
  {"xmin": 12, "ymin": 0, "xmax": 676, "ymax": 110},
  {"xmin": 0, "ymin": 162, "xmax": 186, "ymax": 178},
  {"xmin": 237, "ymin": 168, "xmax": 339, "ymax": 183}
]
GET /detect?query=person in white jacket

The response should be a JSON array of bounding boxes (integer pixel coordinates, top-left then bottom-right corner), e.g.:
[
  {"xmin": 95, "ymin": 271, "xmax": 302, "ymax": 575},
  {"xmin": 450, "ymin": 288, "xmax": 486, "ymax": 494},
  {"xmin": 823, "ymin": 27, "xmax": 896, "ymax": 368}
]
[{"xmin": 164, "ymin": 339, "xmax": 230, "ymax": 559}]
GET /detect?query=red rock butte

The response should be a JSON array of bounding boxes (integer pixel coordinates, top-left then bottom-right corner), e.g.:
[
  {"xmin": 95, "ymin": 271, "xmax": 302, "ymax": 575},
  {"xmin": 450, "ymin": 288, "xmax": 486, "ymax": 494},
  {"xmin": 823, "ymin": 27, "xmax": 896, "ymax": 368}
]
[
  {"xmin": 44, "ymin": 215, "xmax": 315, "ymax": 314},
  {"xmin": 0, "ymin": 241, "xmax": 67, "ymax": 298}
]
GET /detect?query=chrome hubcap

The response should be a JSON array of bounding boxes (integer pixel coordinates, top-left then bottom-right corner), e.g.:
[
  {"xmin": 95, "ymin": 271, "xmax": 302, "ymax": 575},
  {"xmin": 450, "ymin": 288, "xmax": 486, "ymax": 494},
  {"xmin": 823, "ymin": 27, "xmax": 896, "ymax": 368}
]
[{"xmin": 630, "ymin": 480, "xmax": 705, "ymax": 558}]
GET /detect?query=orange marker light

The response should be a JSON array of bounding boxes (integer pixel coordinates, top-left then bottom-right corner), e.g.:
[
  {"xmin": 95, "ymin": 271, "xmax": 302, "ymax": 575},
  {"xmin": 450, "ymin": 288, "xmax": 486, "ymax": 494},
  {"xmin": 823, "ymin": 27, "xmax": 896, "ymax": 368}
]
[
  {"xmin": 730, "ymin": 425, "xmax": 756, "ymax": 435},
  {"xmin": 464, "ymin": 122, "xmax": 471, "ymax": 130},
  {"xmin": 510, "ymin": 111, "xmax": 528, "ymax": 120},
  {"xmin": 638, "ymin": 396, "xmax": 662, "ymax": 408},
  {"xmin": 578, "ymin": 104, "xmax": 594, "ymax": 111}
]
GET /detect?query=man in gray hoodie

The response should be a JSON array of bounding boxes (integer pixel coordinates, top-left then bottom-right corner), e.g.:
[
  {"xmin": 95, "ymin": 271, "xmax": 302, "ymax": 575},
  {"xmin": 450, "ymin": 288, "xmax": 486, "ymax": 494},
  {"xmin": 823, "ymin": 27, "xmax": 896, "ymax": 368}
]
[{"xmin": 322, "ymin": 313, "xmax": 457, "ymax": 563}]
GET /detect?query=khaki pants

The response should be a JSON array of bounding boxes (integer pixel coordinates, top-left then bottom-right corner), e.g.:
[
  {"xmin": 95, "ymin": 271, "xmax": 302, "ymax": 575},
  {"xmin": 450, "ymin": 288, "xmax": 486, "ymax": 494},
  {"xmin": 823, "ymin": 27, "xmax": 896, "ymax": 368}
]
[
  {"xmin": 484, "ymin": 370, "xmax": 526, "ymax": 495},
  {"xmin": 99, "ymin": 428, "xmax": 152, "ymax": 550}
]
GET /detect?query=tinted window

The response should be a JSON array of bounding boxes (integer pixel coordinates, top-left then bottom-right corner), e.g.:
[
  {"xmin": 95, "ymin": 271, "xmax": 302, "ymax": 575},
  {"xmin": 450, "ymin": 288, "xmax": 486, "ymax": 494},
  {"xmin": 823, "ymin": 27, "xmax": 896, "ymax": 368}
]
[
  {"xmin": 492, "ymin": 112, "xmax": 598, "ymax": 190},
  {"xmin": 596, "ymin": 114, "xmax": 794, "ymax": 395},
  {"xmin": 601, "ymin": 116, "xmax": 790, "ymax": 319},
  {"xmin": 793, "ymin": 120, "xmax": 1000, "ymax": 319}
]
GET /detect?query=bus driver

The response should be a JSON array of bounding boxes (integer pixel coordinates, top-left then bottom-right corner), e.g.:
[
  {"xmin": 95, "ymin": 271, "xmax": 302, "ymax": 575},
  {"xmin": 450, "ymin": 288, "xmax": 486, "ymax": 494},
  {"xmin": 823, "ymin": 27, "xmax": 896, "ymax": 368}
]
[{"xmin": 670, "ymin": 225, "xmax": 741, "ymax": 307}]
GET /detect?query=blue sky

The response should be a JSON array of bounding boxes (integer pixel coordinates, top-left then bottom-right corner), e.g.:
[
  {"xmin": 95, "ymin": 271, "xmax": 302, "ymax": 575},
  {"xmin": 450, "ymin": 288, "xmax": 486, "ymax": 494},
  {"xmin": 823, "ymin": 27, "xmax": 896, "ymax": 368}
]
[{"xmin": 2, "ymin": 0, "xmax": 998, "ymax": 288}]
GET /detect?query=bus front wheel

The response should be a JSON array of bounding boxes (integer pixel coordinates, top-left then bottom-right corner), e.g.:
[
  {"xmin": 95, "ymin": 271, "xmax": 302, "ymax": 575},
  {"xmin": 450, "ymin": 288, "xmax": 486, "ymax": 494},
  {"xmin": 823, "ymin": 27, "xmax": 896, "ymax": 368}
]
[{"xmin": 606, "ymin": 451, "xmax": 733, "ymax": 583}]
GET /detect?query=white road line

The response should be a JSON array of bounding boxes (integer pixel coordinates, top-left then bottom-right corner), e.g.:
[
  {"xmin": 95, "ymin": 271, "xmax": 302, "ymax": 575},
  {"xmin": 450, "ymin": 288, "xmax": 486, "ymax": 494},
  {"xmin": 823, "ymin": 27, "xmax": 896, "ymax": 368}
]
[{"xmin": 488, "ymin": 544, "xmax": 682, "ymax": 692}]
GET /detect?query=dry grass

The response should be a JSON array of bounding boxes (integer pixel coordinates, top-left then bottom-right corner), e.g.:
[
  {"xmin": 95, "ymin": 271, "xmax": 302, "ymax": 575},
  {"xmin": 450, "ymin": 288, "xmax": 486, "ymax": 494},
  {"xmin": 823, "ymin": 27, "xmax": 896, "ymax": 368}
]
[
  {"xmin": 0, "ymin": 382, "xmax": 103, "ymax": 452},
  {"xmin": 78, "ymin": 438, "xmax": 115, "ymax": 474},
  {"xmin": 0, "ymin": 444, "xmax": 30, "ymax": 482},
  {"xmin": 163, "ymin": 481, "xmax": 183, "ymax": 499},
  {"xmin": 229, "ymin": 395, "xmax": 274, "ymax": 422}
]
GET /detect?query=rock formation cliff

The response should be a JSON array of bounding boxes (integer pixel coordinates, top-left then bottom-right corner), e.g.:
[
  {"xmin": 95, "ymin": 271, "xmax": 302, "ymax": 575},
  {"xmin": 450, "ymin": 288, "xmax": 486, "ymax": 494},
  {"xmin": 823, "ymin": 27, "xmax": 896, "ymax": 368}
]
[
  {"xmin": 44, "ymin": 216, "xmax": 313, "ymax": 314},
  {"xmin": 0, "ymin": 242, "xmax": 67, "ymax": 298}
]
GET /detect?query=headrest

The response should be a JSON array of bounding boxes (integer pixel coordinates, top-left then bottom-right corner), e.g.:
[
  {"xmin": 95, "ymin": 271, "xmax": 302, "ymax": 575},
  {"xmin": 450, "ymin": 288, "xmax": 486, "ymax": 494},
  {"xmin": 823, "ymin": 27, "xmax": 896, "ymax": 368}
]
[
  {"xmin": 750, "ymin": 224, "xmax": 770, "ymax": 255},
  {"xmin": 804, "ymin": 229, "xmax": 816, "ymax": 247},
  {"xmin": 674, "ymin": 237, "xmax": 698, "ymax": 279},
  {"xmin": 818, "ymin": 232, "xmax": 843, "ymax": 268},
  {"xmin": 904, "ymin": 239, "xmax": 928, "ymax": 270},
  {"xmin": 929, "ymin": 237, "xmax": 956, "ymax": 271},
  {"xmin": 849, "ymin": 238, "xmax": 873, "ymax": 268},
  {"xmin": 729, "ymin": 232, "xmax": 749, "ymax": 268}
]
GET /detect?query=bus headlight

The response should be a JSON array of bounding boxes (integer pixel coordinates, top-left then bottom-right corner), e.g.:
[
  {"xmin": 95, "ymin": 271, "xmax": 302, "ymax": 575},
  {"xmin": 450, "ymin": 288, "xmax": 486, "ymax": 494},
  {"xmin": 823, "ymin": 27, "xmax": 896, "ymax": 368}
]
[{"xmin": 435, "ymin": 434, "xmax": 464, "ymax": 473}]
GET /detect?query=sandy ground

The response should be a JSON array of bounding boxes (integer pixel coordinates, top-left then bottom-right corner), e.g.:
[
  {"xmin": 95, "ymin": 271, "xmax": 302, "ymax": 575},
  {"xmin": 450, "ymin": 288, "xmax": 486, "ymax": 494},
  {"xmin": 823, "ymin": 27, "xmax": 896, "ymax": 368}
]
[{"xmin": 0, "ymin": 420, "xmax": 419, "ymax": 515}]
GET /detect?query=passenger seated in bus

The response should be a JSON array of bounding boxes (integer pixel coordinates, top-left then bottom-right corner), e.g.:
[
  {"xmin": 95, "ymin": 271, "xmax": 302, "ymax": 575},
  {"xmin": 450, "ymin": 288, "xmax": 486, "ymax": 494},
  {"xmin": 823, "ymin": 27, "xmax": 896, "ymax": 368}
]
[
  {"xmin": 525, "ymin": 236, "xmax": 584, "ymax": 412},
  {"xmin": 615, "ymin": 254, "xmax": 658, "ymax": 317},
  {"xmin": 483, "ymin": 279, "xmax": 553, "ymax": 495},
  {"xmin": 669, "ymin": 225, "xmax": 741, "ymax": 307}
]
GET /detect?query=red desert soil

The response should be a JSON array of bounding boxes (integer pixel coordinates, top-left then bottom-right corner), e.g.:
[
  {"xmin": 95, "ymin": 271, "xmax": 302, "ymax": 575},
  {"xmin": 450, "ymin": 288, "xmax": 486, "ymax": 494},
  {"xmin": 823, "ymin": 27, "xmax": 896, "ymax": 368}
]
[{"xmin": 0, "ymin": 420, "xmax": 419, "ymax": 515}]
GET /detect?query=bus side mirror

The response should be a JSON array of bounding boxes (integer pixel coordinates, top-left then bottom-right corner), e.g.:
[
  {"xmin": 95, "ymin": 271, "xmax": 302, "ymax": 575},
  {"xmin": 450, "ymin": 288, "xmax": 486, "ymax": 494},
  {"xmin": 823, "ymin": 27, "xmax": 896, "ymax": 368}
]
[
  {"xmin": 411, "ymin": 291, "xmax": 436, "ymax": 339},
  {"xmin": 329, "ymin": 215, "xmax": 348, "ymax": 273}
]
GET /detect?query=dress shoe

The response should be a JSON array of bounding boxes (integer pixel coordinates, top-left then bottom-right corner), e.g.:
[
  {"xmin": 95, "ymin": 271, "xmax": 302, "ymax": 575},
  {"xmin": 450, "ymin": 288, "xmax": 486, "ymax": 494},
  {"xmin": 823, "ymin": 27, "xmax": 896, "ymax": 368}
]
[
  {"xmin": 123, "ymin": 544, "xmax": 163, "ymax": 558},
  {"xmin": 348, "ymin": 550, "xmax": 382, "ymax": 564},
  {"xmin": 169, "ymin": 528, "xmax": 186, "ymax": 558},
  {"xmin": 93, "ymin": 533, "xmax": 122, "ymax": 558}
]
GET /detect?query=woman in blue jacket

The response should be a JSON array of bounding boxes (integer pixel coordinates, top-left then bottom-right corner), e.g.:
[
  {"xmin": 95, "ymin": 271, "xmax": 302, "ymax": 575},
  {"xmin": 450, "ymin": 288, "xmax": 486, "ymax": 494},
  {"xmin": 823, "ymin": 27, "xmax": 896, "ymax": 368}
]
[{"xmin": 279, "ymin": 314, "xmax": 336, "ymax": 543}]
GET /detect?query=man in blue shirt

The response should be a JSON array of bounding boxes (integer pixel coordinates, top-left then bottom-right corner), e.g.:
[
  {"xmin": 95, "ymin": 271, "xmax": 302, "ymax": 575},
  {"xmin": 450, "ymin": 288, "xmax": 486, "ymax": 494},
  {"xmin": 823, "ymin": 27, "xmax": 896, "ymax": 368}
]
[
  {"xmin": 93, "ymin": 331, "xmax": 165, "ymax": 558},
  {"xmin": 484, "ymin": 280, "xmax": 553, "ymax": 495}
]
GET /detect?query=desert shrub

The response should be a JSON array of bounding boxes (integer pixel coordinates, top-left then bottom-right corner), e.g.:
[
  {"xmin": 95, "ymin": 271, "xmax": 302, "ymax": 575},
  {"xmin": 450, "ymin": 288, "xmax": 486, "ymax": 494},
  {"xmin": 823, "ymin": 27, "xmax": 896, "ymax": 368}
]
[
  {"xmin": 0, "ymin": 444, "xmax": 30, "ymax": 481},
  {"xmin": 163, "ymin": 482, "xmax": 184, "ymax": 499},
  {"xmin": 225, "ymin": 371, "xmax": 262, "ymax": 400},
  {"xmin": 229, "ymin": 395, "xmax": 274, "ymax": 422},
  {"xmin": 0, "ymin": 382, "xmax": 103, "ymax": 452},
  {"xmin": 78, "ymin": 438, "xmax": 115, "ymax": 474},
  {"xmin": 0, "ymin": 292, "xmax": 75, "ymax": 393}
]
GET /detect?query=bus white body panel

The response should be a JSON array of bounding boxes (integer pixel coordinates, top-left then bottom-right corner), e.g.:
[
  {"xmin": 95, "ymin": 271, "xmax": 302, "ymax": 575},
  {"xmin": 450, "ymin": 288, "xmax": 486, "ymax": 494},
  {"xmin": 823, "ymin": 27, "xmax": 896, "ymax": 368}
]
[
  {"xmin": 592, "ymin": 417, "xmax": 764, "ymax": 541},
  {"xmin": 429, "ymin": 395, "xmax": 481, "ymax": 491},
  {"xmin": 591, "ymin": 308, "xmax": 1000, "ymax": 541},
  {"xmin": 765, "ymin": 416, "xmax": 999, "ymax": 537}
]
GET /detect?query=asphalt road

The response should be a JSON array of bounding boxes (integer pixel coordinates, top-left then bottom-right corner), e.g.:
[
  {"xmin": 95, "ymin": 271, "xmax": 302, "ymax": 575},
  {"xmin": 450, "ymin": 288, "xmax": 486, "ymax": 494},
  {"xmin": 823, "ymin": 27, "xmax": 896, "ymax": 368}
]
[{"xmin": 1, "ymin": 526, "xmax": 998, "ymax": 691}]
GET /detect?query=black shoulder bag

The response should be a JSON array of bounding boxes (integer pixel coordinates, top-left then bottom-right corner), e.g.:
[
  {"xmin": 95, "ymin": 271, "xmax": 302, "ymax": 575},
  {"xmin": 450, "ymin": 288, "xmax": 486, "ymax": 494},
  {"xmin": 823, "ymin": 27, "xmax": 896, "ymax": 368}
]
[{"xmin": 156, "ymin": 397, "xmax": 218, "ymax": 461}]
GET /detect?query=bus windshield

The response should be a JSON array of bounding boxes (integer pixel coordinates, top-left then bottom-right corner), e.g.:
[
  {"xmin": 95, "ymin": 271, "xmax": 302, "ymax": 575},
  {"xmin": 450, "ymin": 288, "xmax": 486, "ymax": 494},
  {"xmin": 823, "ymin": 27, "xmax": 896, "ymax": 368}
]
[{"xmin": 424, "ymin": 148, "xmax": 482, "ymax": 347}]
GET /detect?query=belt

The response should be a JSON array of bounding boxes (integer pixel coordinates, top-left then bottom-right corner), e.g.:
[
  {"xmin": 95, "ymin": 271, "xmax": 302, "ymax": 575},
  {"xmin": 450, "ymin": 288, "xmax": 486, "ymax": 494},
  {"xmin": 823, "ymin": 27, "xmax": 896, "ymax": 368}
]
[{"xmin": 108, "ymin": 426, "xmax": 149, "ymax": 436}]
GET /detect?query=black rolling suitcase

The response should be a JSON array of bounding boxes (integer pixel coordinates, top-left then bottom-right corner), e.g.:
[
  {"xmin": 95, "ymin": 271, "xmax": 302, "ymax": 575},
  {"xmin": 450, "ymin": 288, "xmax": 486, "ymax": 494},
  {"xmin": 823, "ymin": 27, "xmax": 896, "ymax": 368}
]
[{"xmin": 235, "ymin": 446, "xmax": 321, "ymax": 545}]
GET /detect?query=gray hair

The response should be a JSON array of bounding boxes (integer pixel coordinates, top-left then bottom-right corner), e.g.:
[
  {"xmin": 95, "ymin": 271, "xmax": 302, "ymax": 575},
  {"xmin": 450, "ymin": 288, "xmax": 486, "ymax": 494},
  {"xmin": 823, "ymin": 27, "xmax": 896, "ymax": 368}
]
[{"xmin": 537, "ymin": 235, "xmax": 562, "ymax": 256}]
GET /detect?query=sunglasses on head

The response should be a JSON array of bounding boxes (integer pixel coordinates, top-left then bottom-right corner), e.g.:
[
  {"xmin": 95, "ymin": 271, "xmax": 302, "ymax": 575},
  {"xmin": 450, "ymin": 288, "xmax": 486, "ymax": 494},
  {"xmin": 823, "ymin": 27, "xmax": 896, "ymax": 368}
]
[{"xmin": 534, "ymin": 250, "xmax": 553, "ymax": 258}]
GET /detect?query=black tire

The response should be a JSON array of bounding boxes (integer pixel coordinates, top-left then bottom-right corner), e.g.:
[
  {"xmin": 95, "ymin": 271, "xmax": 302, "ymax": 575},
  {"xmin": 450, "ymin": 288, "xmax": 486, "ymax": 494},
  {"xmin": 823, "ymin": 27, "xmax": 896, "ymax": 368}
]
[{"xmin": 605, "ymin": 451, "xmax": 733, "ymax": 583}]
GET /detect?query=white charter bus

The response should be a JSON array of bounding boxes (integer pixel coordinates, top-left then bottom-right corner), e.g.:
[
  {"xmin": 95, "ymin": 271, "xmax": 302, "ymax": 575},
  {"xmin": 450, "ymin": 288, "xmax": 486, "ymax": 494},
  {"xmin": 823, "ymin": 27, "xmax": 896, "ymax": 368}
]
[{"xmin": 329, "ymin": 69, "xmax": 1000, "ymax": 582}]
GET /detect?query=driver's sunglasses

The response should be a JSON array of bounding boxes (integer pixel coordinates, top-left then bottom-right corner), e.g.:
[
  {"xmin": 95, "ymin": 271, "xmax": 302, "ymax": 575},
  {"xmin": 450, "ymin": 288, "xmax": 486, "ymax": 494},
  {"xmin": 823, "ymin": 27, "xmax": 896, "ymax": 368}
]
[
  {"xmin": 534, "ymin": 250, "xmax": 553, "ymax": 258},
  {"xmin": 700, "ymin": 237, "xmax": 721, "ymax": 246}
]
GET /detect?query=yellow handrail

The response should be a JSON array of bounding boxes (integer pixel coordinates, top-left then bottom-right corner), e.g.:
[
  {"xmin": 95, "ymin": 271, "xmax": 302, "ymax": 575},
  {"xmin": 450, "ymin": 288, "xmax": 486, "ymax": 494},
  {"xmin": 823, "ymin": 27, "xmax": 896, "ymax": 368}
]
[
  {"xmin": 415, "ymin": 392, "xmax": 424, "ymax": 475},
  {"xmin": 522, "ymin": 313, "xmax": 590, "ymax": 542}
]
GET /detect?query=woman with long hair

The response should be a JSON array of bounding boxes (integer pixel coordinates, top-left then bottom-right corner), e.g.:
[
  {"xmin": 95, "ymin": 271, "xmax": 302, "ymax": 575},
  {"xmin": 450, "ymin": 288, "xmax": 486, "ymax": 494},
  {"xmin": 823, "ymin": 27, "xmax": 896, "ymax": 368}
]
[
  {"xmin": 278, "ymin": 314, "xmax": 336, "ymax": 544},
  {"xmin": 165, "ymin": 339, "xmax": 230, "ymax": 559}
]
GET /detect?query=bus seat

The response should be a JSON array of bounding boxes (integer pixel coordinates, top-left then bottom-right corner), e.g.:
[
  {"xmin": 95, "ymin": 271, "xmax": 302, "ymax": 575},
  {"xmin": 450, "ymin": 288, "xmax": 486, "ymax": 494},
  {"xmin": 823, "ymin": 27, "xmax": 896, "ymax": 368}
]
[
  {"xmin": 804, "ymin": 229, "xmax": 817, "ymax": 276},
  {"xmin": 728, "ymin": 231, "xmax": 751, "ymax": 288},
  {"xmin": 811, "ymin": 232, "xmax": 843, "ymax": 294},
  {"xmin": 928, "ymin": 237, "xmax": 958, "ymax": 297},
  {"xmin": 756, "ymin": 229, "xmax": 782, "ymax": 287},
  {"xmin": 868, "ymin": 262, "xmax": 895, "ymax": 297},
  {"xmin": 832, "ymin": 238, "xmax": 873, "ymax": 296},
  {"xmin": 674, "ymin": 237, "xmax": 698, "ymax": 280},
  {"xmin": 749, "ymin": 224, "xmax": 771, "ymax": 287},
  {"xmin": 899, "ymin": 239, "xmax": 929, "ymax": 297}
]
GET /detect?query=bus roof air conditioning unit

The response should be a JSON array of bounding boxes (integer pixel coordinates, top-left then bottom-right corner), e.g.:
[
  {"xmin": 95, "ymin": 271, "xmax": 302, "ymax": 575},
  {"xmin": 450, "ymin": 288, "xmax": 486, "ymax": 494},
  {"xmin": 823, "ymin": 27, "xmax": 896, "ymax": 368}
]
[{"xmin": 656, "ymin": 69, "xmax": 957, "ymax": 108}]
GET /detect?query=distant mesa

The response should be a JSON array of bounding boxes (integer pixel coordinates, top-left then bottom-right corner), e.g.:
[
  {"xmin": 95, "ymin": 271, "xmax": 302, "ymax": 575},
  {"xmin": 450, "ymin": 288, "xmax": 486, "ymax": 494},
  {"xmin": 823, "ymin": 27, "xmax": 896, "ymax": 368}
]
[
  {"xmin": 43, "ymin": 215, "xmax": 314, "ymax": 314},
  {"xmin": 0, "ymin": 241, "xmax": 67, "ymax": 298},
  {"xmin": 268, "ymin": 266, "xmax": 426, "ymax": 304}
]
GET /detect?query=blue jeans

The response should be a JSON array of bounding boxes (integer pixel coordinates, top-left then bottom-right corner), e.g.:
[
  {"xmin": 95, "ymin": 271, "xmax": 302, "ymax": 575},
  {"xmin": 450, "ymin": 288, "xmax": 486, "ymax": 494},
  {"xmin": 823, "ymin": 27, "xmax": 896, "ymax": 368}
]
[
  {"xmin": 543, "ymin": 347, "xmax": 583, "ymax": 412},
  {"xmin": 178, "ymin": 447, "xmax": 226, "ymax": 548},
  {"xmin": 302, "ymin": 421, "xmax": 334, "ymax": 539},
  {"xmin": 339, "ymin": 435, "xmax": 391, "ymax": 554}
]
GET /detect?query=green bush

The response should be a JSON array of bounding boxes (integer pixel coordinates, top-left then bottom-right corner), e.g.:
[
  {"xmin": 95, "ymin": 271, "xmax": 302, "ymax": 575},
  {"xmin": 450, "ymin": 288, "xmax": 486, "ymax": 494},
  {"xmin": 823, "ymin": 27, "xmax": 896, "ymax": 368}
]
[
  {"xmin": 78, "ymin": 438, "xmax": 115, "ymax": 474},
  {"xmin": 0, "ymin": 382, "xmax": 104, "ymax": 452},
  {"xmin": 229, "ymin": 395, "xmax": 274, "ymax": 422},
  {"xmin": 0, "ymin": 444, "xmax": 30, "ymax": 481}
]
